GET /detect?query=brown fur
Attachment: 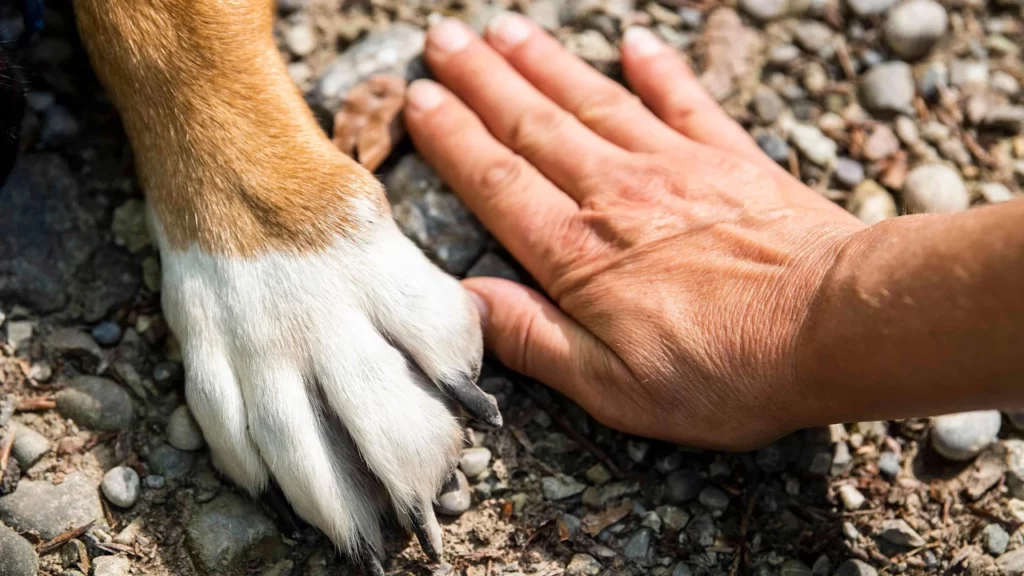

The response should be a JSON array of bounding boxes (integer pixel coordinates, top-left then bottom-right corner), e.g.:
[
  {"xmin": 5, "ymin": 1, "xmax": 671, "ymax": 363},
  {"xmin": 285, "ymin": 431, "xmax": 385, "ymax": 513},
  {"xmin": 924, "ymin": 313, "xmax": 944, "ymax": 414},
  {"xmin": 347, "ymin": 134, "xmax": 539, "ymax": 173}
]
[{"xmin": 73, "ymin": 0, "xmax": 387, "ymax": 256}]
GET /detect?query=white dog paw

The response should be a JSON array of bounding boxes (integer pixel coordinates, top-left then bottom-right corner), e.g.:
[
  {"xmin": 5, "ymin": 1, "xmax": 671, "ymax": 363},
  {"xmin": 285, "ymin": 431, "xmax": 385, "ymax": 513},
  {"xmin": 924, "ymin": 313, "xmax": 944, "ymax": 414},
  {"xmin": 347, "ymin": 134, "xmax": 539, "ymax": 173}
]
[{"xmin": 155, "ymin": 217, "xmax": 499, "ymax": 563}]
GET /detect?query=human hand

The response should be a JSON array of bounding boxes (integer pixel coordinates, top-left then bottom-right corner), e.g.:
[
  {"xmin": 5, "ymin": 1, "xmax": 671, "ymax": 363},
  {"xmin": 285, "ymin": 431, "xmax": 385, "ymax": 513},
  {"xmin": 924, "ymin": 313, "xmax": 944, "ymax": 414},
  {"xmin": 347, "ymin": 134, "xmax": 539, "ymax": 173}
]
[{"xmin": 404, "ymin": 14, "xmax": 869, "ymax": 450}]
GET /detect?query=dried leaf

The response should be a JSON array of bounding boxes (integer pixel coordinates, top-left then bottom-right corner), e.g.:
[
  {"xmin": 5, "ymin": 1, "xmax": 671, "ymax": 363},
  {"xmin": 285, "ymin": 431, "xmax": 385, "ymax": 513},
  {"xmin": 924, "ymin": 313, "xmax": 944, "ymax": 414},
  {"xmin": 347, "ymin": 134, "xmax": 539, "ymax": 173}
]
[
  {"xmin": 581, "ymin": 500, "xmax": 632, "ymax": 536},
  {"xmin": 332, "ymin": 75, "xmax": 407, "ymax": 172}
]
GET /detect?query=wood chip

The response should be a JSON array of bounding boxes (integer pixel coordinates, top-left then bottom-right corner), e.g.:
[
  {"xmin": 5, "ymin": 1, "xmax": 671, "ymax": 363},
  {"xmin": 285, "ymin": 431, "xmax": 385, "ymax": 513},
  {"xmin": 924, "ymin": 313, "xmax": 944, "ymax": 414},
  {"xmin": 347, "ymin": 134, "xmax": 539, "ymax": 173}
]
[
  {"xmin": 16, "ymin": 396, "xmax": 55, "ymax": 412},
  {"xmin": 37, "ymin": 520, "xmax": 95, "ymax": 555}
]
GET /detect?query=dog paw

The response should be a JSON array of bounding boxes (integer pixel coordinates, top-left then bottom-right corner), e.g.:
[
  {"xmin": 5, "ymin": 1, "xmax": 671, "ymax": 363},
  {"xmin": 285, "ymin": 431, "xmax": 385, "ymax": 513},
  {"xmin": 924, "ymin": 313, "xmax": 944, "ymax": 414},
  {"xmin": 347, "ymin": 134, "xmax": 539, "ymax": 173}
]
[{"xmin": 155, "ymin": 214, "xmax": 499, "ymax": 564}]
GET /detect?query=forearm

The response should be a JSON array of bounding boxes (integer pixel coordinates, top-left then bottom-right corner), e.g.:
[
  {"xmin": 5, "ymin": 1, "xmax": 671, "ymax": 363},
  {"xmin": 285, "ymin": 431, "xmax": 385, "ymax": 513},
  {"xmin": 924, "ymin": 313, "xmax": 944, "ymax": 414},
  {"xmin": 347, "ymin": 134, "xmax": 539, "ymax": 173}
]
[{"xmin": 798, "ymin": 198, "xmax": 1024, "ymax": 427}]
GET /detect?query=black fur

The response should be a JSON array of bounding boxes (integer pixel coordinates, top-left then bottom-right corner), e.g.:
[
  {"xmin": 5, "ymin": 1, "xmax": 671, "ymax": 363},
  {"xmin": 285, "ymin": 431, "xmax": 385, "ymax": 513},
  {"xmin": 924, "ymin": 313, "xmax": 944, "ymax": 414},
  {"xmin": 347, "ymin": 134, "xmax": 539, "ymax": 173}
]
[{"xmin": 0, "ymin": 47, "xmax": 26, "ymax": 186}]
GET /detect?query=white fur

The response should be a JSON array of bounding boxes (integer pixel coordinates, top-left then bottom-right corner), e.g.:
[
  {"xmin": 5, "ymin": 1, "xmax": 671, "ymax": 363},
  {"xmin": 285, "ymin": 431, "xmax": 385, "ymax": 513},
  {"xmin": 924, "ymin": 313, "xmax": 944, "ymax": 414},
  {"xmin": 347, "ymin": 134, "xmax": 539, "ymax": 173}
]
[{"xmin": 151, "ymin": 215, "xmax": 482, "ymax": 557}]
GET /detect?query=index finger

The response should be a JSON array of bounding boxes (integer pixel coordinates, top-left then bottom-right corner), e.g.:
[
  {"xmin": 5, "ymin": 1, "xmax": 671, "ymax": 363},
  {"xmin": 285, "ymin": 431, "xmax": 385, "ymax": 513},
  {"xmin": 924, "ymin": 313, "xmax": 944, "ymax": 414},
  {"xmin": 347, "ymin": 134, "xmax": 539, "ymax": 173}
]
[{"xmin": 404, "ymin": 79, "xmax": 578, "ymax": 287}]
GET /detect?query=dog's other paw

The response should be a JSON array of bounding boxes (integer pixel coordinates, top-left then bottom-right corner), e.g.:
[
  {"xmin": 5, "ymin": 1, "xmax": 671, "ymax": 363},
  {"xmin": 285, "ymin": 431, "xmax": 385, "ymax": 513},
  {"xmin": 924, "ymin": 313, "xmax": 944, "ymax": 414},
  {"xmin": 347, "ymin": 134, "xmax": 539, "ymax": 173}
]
[{"xmin": 155, "ymin": 212, "xmax": 498, "ymax": 563}]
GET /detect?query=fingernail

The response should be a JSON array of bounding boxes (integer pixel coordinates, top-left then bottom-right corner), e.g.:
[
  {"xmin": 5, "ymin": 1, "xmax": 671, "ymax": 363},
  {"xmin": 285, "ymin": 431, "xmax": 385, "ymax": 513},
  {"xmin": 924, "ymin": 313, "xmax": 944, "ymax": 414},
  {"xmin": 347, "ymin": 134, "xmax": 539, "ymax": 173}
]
[
  {"xmin": 429, "ymin": 18, "xmax": 472, "ymax": 54},
  {"xmin": 406, "ymin": 79, "xmax": 445, "ymax": 111},
  {"xmin": 486, "ymin": 11, "xmax": 532, "ymax": 51},
  {"xmin": 623, "ymin": 26, "xmax": 663, "ymax": 58},
  {"xmin": 467, "ymin": 290, "xmax": 490, "ymax": 327}
]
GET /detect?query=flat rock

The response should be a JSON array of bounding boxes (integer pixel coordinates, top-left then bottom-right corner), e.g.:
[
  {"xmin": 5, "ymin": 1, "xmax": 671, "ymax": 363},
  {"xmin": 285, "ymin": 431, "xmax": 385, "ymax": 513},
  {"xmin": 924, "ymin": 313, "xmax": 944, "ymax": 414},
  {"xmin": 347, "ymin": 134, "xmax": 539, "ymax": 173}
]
[
  {"xmin": 878, "ymin": 519, "xmax": 925, "ymax": 547},
  {"xmin": 44, "ymin": 328, "xmax": 102, "ymax": 369},
  {"xmin": 566, "ymin": 553, "xmax": 602, "ymax": 576},
  {"xmin": 55, "ymin": 376, "xmax": 134, "ymax": 431},
  {"xmin": 0, "ymin": 521, "xmax": 38, "ymax": 576},
  {"xmin": 186, "ymin": 493, "xmax": 285, "ymax": 576},
  {"xmin": 147, "ymin": 443, "xmax": 196, "ymax": 482},
  {"xmin": 384, "ymin": 155, "xmax": 487, "ymax": 275},
  {"xmin": 998, "ymin": 548, "xmax": 1024, "ymax": 576},
  {"xmin": 0, "ymin": 473, "xmax": 104, "ymax": 539},
  {"xmin": 542, "ymin": 474, "xmax": 587, "ymax": 501},
  {"xmin": 834, "ymin": 559, "xmax": 878, "ymax": 576},
  {"xmin": 92, "ymin": 555, "xmax": 132, "ymax": 576},
  {"xmin": 10, "ymin": 422, "xmax": 50, "ymax": 469},
  {"xmin": 931, "ymin": 411, "xmax": 1001, "ymax": 460},
  {"xmin": 846, "ymin": 0, "xmax": 896, "ymax": 16}
]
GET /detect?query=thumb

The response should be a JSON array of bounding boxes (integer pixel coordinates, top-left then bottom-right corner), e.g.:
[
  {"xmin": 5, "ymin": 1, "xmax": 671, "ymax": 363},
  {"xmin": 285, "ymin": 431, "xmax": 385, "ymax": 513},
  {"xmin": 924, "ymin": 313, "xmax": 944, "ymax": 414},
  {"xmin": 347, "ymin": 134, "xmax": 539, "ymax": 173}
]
[{"xmin": 462, "ymin": 277, "xmax": 596, "ymax": 403}]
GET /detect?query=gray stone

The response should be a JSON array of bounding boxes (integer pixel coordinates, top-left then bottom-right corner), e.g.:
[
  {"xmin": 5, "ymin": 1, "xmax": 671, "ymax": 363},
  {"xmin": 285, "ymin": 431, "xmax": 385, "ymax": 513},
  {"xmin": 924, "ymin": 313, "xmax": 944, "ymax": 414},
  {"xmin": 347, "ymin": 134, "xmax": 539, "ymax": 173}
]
[
  {"xmin": 672, "ymin": 562, "xmax": 694, "ymax": 576},
  {"xmin": 843, "ymin": 521, "xmax": 861, "ymax": 540},
  {"xmin": 983, "ymin": 523, "xmax": 1010, "ymax": 556},
  {"xmin": 847, "ymin": 180, "xmax": 897, "ymax": 225},
  {"xmin": 92, "ymin": 555, "xmax": 132, "ymax": 576},
  {"xmin": 794, "ymin": 21, "xmax": 833, "ymax": 53},
  {"xmin": 45, "ymin": 328, "xmax": 102, "ymax": 369},
  {"xmin": 686, "ymin": 513, "xmax": 717, "ymax": 547},
  {"xmin": 740, "ymin": 0, "xmax": 807, "ymax": 22},
  {"xmin": 878, "ymin": 519, "xmax": 926, "ymax": 548},
  {"xmin": 627, "ymin": 440, "xmax": 649, "ymax": 463},
  {"xmin": 436, "ymin": 470, "xmax": 471, "ymax": 516},
  {"xmin": 657, "ymin": 505, "xmax": 690, "ymax": 531},
  {"xmin": 0, "ymin": 522, "xmax": 37, "ymax": 576},
  {"xmin": 0, "ymin": 473, "xmax": 104, "ymax": 539},
  {"xmin": 949, "ymin": 60, "xmax": 989, "ymax": 88},
  {"xmin": 904, "ymin": 164, "xmax": 970, "ymax": 214},
  {"xmin": 833, "ymin": 559, "xmax": 878, "ymax": 576},
  {"xmin": 835, "ymin": 157, "xmax": 866, "ymax": 188},
  {"xmin": 846, "ymin": 0, "xmax": 896, "ymax": 16},
  {"xmin": 385, "ymin": 155, "xmax": 487, "ymax": 275},
  {"xmin": 566, "ymin": 554, "xmax": 602, "ymax": 576},
  {"xmin": 983, "ymin": 106, "xmax": 1024, "ymax": 132},
  {"xmin": 863, "ymin": 125, "xmax": 900, "ymax": 161},
  {"xmin": 859, "ymin": 62, "xmax": 915, "ymax": 114},
  {"xmin": 0, "ymin": 395, "xmax": 13, "ymax": 428},
  {"xmin": 55, "ymin": 376, "xmax": 134, "ymax": 431},
  {"xmin": 541, "ymin": 474, "xmax": 587, "ymax": 501},
  {"xmin": 991, "ymin": 71, "xmax": 1021, "ymax": 96},
  {"xmin": 582, "ymin": 481, "xmax": 639, "ymax": 507},
  {"xmin": 666, "ymin": 470, "xmax": 703, "ymax": 503},
  {"xmin": 59, "ymin": 538, "xmax": 87, "ymax": 568},
  {"xmin": 878, "ymin": 452, "xmax": 901, "ymax": 478},
  {"xmin": 998, "ymin": 548, "xmax": 1024, "ymax": 576},
  {"xmin": 284, "ymin": 23, "xmax": 316, "ymax": 57},
  {"xmin": 930, "ymin": 411, "xmax": 1001, "ymax": 461},
  {"xmin": 980, "ymin": 183, "xmax": 1014, "ymax": 204},
  {"xmin": 883, "ymin": 0, "xmax": 948, "ymax": 59},
  {"xmin": 5, "ymin": 321, "xmax": 32, "ymax": 350},
  {"xmin": 526, "ymin": 0, "xmax": 562, "ymax": 30},
  {"xmin": 102, "ymin": 466, "xmax": 140, "ymax": 508},
  {"xmin": 10, "ymin": 422, "xmax": 50, "ymax": 469},
  {"xmin": 147, "ymin": 444, "xmax": 196, "ymax": 482},
  {"xmin": 1006, "ymin": 440, "xmax": 1024, "ymax": 499},
  {"xmin": 622, "ymin": 528, "xmax": 652, "ymax": 562},
  {"xmin": 459, "ymin": 447, "xmax": 491, "ymax": 478},
  {"xmin": 757, "ymin": 134, "xmax": 791, "ymax": 164},
  {"xmin": 187, "ymin": 493, "xmax": 285, "ymax": 576},
  {"xmin": 754, "ymin": 86, "xmax": 786, "ymax": 124},
  {"xmin": 167, "ymin": 405, "xmax": 205, "ymax": 451},
  {"xmin": 311, "ymin": 23, "xmax": 426, "ymax": 116},
  {"xmin": 769, "ymin": 44, "xmax": 802, "ymax": 66},
  {"xmin": 894, "ymin": 116, "xmax": 920, "ymax": 145},
  {"xmin": 91, "ymin": 321, "xmax": 122, "ymax": 346},
  {"xmin": 698, "ymin": 486, "xmax": 730, "ymax": 511},
  {"xmin": 144, "ymin": 475, "xmax": 165, "ymax": 489},
  {"xmin": 790, "ymin": 124, "xmax": 838, "ymax": 167}
]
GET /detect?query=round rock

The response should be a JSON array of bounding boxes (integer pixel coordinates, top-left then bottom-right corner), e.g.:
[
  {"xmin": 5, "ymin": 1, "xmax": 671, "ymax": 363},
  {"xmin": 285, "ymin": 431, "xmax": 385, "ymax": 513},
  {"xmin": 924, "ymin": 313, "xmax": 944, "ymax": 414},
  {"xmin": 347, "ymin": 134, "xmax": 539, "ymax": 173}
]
[
  {"xmin": 904, "ymin": 164, "xmax": 969, "ymax": 214},
  {"xmin": 858, "ymin": 62, "xmax": 915, "ymax": 115},
  {"xmin": 10, "ymin": 422, "xmax": 51, "ymax": 470},
  {"xmin": 55, "ymin": 376, "xmax": 134, "ymax": 431},
  {"xmin": 847, "ymin": 180, "xmax": 897, "ymax": 225},
  {"xmin": 884, "ymin": 0, "xmax": 948, "ymax": 59},
  {"xmin": 740, "ymin": 0, "xmax": 805, "ymax": 21},
  {"xmin": 90, "ymin": 321, "xmax": 122, "ymax": 346},
  {"xmin": 931, "ymin": 410, "xmax": 1002, "ymax": 461},
  {"xmin": 147, "ymin": 443, "xmax": 196, "ymax": 482},
  {"xmin": 186, "ymin": 493, "xmax": 285, "ymax": 576},
  {"xmin": 0, "ymin": 473, "xmax": 104, "ymax": 539},
  {"xmin": 846, "ymin": 0, "xmax": 896, "ymax": 16},
  {"xmin": 757, "ymin": 134, "xmax": 790, "ymax": 164},
  {"xmin": 436, "ymin": 470, "xmax": 471, "ymax": 516},
  {"xmin": 458, "ymin": 447, "xmax": 491, "ymax": 478},
  {"xmin": 167, "ymin": 405, "xmax": 205, "ymax": 451},
  {"xmin": 0, "ymin": 522, "xmax": 38, "ymax": 576},
  {"xmin": 102, "ymin": 466, "xmax": 140, "ymax": 508}
]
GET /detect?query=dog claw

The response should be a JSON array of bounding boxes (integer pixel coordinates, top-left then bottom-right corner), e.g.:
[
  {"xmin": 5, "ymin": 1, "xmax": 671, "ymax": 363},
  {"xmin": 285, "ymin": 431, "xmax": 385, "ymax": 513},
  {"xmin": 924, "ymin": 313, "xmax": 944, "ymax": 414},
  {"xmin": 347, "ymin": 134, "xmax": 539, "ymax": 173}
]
[
  {"xmin": 410, "ymin": 504, "xmax": 443, "ymax": 562},
  {"xmin": 440, "ymin": 374, "xmax": 503, "ymax": 428}
]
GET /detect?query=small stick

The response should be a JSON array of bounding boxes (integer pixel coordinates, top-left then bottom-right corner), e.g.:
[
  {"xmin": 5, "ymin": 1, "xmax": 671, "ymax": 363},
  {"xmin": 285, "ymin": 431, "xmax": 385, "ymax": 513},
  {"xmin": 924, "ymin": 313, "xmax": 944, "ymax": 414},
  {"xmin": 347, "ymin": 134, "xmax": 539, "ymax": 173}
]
[
  {"xmin": 0, "ymin": 428, "xmax": 15, "ymax": 473},
  {"xmin": 16, "ymin": 397, "xmax": 55, "ymax": 412},
  {"xmin": 37, "ymin": 520, "xmax": 95, "ymax": 555}
]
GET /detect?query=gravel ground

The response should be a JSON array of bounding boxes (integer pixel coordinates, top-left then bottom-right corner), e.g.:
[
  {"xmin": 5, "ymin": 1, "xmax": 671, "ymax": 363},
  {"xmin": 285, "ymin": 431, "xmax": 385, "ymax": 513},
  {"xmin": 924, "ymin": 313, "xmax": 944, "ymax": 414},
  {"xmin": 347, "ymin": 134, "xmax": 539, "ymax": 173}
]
[{"xmin": 1, "ymin": 0, "xmax": 1023, "ymax": 575}]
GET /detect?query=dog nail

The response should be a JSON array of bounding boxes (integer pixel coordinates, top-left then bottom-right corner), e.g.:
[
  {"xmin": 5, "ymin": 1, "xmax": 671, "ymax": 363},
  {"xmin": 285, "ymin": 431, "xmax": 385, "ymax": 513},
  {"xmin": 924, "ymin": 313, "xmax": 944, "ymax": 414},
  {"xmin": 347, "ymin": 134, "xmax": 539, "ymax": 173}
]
[
  {"xmin": 410, "ymin": 505, "xmax": 443, "ymax": 562},
  {"xmin": 440, "ymin": 373, "xmax": 503, "ymax": 427}
]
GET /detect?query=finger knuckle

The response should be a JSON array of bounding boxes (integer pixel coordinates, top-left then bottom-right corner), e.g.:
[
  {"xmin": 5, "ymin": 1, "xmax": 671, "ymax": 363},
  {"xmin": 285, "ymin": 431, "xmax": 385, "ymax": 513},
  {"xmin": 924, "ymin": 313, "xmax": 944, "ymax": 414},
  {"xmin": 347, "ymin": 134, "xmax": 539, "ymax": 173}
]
[
  {"xmin": 575, "ymin": 90, "xmax": 642, "ymax": 127},
  {"xmin": 506, "ymin": 105, "xmax": 573, "ymax": 157},
  {"xmin": 477, "ymin": 153, "xmax": 531, "ymax": 195}
]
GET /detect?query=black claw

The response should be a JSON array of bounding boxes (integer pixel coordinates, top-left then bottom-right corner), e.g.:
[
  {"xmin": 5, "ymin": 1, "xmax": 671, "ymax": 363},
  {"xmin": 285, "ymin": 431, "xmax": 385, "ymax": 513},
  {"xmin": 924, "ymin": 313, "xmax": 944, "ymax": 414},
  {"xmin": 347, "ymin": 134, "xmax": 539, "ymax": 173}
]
[
  {"xmin": 410, "ymin": 507, "xmax": 440, "ymax": 562},
  {"xmin": 361, "ymin": 554, "xmax": 386, "ymax": 576},
  {"xmin": 439, "ymin": 374, "xmax": 503, "ymax": 428}
]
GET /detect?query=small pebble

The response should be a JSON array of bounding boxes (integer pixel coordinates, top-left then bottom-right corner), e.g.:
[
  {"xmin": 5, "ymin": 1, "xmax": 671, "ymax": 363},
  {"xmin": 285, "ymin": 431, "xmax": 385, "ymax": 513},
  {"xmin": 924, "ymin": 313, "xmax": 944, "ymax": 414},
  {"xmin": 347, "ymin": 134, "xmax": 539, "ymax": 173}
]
[
  {"xmin": 847, "ymin": 0, "xmax": 896, "ymax": 16},
  {"xmin": 541, "ymin": 474, "xmax": 587, "ymax": 500},
  {"xmin": 859, "ymin": 62, "xmax": 915, "ymax": 114},
  {"xmin": 666, "ymin": 470, "xmax": 703, "ymax": 503},
  {"xmin": 879, "ymin": 519, "xmax": 925, "ymax": 547},
  {"xmin": 167, "ymin": 405, "xmax": 205, "ymax": 451},
  {"xmin": 102, "ymin": 466, "xmax": 141, "ymax": 508},
  {"xmin": 10, "ymin": 423, "xmax": 51, "ymax": 469},
  {"xmin": 459, "ymin": 447, "xmax": 491, "ymax": 478},
  {"xmin": 931, "ymin": 410, "xmax": 1001, "ymax": 460},
  {"xmin": 834, "ymin": 559, "xmax": 878, "ymax": 576},
  {"xmin": 0, "ymin": 522, "xmax": 38, "ymax": 576},
  {"xmin": 979, "ymin": 182, "xmax": 1013, "ymax": 204},
  {"xmin": 878, "ymin": 451, "xmax": 901, "ymax": 478},
  {"xmin": 757, "ymin": 134, "xmax": 791, "ymax": 164},
  {"xmin": 842, "ymin": 521, "xmax": 861, "ymax": 541},
  {"xmin": 672, "ymin": 562, "xmax": 693, "ymax": 576},
  {"xmin": 740, "ymin": 0, "xmax": 797, "ymax": 21},
  {"xmin": 903, "ymin": 164, "xmax": 969, "ymax": 214},
  {"xmin": 838, "ymin": 485, "xmax": 866, "ymax": 510},
  {"xmin": 626, "ymin": 440, "xmax": 649, "ymax": 463},
  {"xmin": 657, "ymin": 505, "xmax": 690, "ymax": 531},
  {"xmin": 884, "ymin": 0, "xmax": 948, "ymax": 59},
  {"xmin": 91, "ymin": 321, "xmax": 122, "ymax": 346},
  {"xmin": 894, "ymin": 116, "xmax": 920, "ymax": 145},
  {"xmin": 790, "ymin": 124, "xmax": 838, "ymax": 167},
  {"xmin": 949, "ymin": 60, "xmax": 989, "ymax": 87},
  {"xmin": 436, "ymin": 470, "xmax": 471, "ymax": 516},
  {"xmin": 835, "ymin": 157, "xmax": 866, "ymax": 188},
  {"xmin": 863, "ymin": 125, "xmax": 900, "ymax": 161},
  {"xmin": 92, "ymin": 555, "xmax": 132, "ymax": 576},
  {"xmin": 145, "ymin": 475, "xmax": 166, "ymax": 489},
  {"xmin": 794, "ymin": 21, "xmax": 833, "ymax": 53},
  {"xmin": 565, "ymin": 554, "xmax": 602, "ymax": 576},
  {"xmin": 982, "ymin": 523, "xmax": 1009, "ymax": 556},
  {"xmin": 284, "ymin": 23, "xmax": 316, "ymax": 57},
  {"xmin": 768, "ymin": 44, "xmax": 801, "ymax": 66},
  {"xmin": 698, "ymin": 486, "xmax": 730, "ymax": 511}
]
